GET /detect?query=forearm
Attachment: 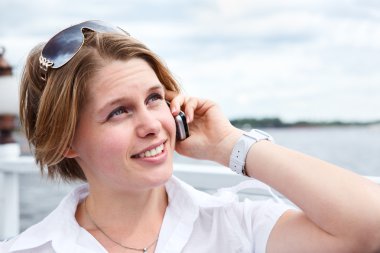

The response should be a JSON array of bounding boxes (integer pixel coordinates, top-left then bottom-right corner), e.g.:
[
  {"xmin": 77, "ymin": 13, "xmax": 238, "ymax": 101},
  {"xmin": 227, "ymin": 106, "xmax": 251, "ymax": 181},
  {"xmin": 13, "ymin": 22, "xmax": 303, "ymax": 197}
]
[{"xmin": 246, "ymin": 140, "xmax": 380, "ymax": 245}]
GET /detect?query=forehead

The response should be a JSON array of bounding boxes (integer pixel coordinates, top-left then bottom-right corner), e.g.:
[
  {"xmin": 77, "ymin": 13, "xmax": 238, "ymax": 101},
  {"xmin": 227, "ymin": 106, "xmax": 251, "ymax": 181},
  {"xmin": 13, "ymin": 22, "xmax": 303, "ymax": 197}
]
[{"xmin": 87, "ymin": 58, "xmax": 160, "ymax": 100}]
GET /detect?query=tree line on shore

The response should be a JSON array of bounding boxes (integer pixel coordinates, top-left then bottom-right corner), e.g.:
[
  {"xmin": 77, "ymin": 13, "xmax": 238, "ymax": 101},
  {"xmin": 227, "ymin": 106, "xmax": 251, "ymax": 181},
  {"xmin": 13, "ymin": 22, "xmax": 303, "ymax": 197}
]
[{"xmin": 229, "ymin": 117, "xmax": 380, "ymax": 129}]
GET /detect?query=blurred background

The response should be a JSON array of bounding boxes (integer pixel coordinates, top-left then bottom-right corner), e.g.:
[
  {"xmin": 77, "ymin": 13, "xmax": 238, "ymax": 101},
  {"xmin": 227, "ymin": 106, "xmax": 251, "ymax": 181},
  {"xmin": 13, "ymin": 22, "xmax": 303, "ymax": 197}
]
[
  {"xmin": 2, "ymin": 0, "xmax": 380, "ymax": 122},
  {"xmin": 1, "ymin": 0, "xmax": 380, "ymax": 234}
]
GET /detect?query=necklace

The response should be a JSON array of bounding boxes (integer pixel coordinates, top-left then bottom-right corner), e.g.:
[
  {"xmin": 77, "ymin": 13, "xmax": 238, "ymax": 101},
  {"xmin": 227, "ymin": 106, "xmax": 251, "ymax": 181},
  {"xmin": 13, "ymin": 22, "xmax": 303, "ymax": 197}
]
[{"xmin": 84, "ymin": 198, "xmax": 159, "ymax": 253}]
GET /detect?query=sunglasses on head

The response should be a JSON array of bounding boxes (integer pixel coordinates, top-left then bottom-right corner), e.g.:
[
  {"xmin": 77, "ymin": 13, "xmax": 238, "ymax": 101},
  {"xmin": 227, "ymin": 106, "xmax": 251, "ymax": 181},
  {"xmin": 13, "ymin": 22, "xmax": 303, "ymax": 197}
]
[{"xmin": 39, "ymin": 20, "xmax": 129, "ymax": 81}]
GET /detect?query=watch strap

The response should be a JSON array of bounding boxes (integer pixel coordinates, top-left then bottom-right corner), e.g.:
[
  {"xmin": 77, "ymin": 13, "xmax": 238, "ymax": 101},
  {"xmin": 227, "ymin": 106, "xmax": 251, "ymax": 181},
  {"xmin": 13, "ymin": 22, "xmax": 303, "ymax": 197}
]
[{"xmin": 229, "ymin": 129, "xmax": 273, "ymax": 176}]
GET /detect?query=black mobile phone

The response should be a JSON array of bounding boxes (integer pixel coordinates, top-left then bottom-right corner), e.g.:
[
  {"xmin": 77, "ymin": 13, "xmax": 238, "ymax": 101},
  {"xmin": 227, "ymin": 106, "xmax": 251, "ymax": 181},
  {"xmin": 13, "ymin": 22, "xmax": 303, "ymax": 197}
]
[
  {"xmin": 166, "ymin": 101, "xmax": 190, "ymax": 141},
  {"xmin": 174, "ymin": 111, "xmax": 190, "ymax": 141}
]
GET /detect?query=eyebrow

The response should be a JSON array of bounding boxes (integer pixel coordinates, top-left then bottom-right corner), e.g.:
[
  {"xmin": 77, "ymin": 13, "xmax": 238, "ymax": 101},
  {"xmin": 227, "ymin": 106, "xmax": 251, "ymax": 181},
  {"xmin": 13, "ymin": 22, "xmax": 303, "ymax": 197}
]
[{"xmin": 95, "ymin": 84, "xmax": 165, "ymax": 117}]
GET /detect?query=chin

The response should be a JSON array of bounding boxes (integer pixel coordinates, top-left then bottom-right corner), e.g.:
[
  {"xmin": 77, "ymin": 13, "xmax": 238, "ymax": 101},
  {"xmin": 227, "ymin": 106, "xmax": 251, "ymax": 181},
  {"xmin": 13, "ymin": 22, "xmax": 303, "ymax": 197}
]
[{"xmin": 145, "ymin": 165, "xmax": 173, "ymax": 188}]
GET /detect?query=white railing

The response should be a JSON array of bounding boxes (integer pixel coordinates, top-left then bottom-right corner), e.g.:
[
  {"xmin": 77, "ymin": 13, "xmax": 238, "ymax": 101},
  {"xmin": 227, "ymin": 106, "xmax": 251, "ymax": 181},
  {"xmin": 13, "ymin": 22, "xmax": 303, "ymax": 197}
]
[{"xmin": 1, "ymin": 153, "xmax": 380, "ymax": 240}]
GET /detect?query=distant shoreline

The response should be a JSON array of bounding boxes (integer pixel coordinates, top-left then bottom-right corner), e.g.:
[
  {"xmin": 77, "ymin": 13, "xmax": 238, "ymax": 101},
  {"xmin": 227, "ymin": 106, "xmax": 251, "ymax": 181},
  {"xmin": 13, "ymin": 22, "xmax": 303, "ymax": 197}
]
[{"xmin": 230, "ymin": 117, "xmax": 380, "ymax": 129}]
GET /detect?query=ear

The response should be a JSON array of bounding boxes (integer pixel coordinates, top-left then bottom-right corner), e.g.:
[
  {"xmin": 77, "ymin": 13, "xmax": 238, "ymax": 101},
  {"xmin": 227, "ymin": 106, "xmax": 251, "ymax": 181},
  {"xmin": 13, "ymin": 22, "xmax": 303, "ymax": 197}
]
[{"xmin": 64, "ymin": 147, "xmax": 78, "ymax": 158}]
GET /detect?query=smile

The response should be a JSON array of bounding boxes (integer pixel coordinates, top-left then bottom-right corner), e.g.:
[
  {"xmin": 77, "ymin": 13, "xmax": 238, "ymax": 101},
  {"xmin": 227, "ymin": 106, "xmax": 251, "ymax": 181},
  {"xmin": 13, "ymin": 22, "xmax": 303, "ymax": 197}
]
[{"xmin": 133, "ymin": 143, "xmax": 164, "ymax": 158}]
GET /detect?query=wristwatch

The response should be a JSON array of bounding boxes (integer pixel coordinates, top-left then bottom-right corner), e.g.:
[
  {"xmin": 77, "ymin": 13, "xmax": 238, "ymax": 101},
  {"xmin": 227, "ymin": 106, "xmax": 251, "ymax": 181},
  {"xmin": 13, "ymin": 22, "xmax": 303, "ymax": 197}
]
[{"xmin": 229, "ymin": 129, "xmax": 274, "ymax": 176}]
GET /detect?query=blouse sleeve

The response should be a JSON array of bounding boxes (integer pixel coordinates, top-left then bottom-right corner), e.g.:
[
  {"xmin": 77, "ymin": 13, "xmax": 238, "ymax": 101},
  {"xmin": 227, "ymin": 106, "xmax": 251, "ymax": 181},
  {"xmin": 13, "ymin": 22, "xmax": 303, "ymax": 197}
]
[{"xmin": 238, "ymin": 198, "xmax": 294, "ymax": 253}]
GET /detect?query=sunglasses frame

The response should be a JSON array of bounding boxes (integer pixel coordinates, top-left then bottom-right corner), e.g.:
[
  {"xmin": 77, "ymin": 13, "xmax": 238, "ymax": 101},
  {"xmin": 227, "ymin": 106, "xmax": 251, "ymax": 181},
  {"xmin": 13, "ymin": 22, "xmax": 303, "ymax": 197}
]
[{"xmin": 39, "ymin": 20, "xmax": 129, "ymax": 81}]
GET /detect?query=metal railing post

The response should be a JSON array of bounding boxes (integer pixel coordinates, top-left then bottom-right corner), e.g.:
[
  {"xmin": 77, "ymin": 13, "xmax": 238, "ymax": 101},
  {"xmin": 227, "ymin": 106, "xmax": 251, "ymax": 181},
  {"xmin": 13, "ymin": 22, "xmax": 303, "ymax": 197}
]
[
  {"xmin": 0, "ymin": 171, "xmax": 19, "ymax": 239},
  {"xmin": 0, "ymin": 143, "xmax": 21, "ymax": 240}
]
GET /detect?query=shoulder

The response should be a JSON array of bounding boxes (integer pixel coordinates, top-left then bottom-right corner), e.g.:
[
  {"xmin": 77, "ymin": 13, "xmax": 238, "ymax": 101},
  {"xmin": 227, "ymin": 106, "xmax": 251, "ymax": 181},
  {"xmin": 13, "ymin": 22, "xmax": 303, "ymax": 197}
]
[
  {"xmin": 2, "ymin": 184, "xmax": 88, "ymax": 252},
  {"xmin": 1, "ymin": 237, "xmax": 54, "ymax": 253}
]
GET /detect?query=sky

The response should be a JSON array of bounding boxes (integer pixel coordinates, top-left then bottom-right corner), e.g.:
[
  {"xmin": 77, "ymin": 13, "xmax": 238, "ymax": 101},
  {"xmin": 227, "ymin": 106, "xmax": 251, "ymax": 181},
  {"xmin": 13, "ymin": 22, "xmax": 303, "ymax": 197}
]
[{"xmin": 1, "ymin": 0, "xmax": 380, "ymax": 122}]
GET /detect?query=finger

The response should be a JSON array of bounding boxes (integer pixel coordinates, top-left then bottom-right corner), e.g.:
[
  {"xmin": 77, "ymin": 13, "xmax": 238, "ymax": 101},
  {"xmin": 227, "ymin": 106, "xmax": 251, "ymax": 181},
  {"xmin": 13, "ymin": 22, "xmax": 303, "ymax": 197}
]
[
  {"xmin": 164, "ymin": 90, "xmax": 178, "ymax": 101},
  {"xmin": 168, "ymin": 94, "xmax": 186, "ymax": 115},
  {"xmin": 183, "ymin": 97, "xmax": 198, "ymax": 123}
]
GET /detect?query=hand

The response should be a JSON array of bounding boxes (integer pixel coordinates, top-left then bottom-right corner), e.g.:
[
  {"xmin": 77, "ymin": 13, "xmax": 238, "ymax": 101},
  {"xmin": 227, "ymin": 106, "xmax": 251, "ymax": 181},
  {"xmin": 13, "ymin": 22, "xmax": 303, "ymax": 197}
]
[{"xmin": 165, "ymin": 91, "xmax": 243, "ymax": 166}]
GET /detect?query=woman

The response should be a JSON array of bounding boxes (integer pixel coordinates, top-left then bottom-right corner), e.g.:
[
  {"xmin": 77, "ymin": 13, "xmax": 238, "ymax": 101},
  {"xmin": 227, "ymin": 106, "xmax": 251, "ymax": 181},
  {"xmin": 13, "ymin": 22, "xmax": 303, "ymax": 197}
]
[{"xmin": 1, "ymin": 20, "xmax": 380, "ymax": 253}]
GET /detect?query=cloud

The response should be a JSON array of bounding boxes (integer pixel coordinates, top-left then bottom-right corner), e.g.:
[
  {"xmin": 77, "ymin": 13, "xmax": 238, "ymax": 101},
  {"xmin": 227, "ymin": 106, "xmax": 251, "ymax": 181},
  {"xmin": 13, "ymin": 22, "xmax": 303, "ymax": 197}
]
[{"xmin": 1, "ymin": 0, "xmax": 380, "ymax": 121}]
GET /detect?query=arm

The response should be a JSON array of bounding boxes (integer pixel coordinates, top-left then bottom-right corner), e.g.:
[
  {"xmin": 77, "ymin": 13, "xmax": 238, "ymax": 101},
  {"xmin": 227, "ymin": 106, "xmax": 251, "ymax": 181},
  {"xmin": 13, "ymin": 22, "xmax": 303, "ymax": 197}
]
[
  {"xmin": 246, "ymin": 141, "xmax": 380, "ymax": 253},
  {"xmin": 168, "ymin": 95, "xmax": 380, "ymax": 253}
]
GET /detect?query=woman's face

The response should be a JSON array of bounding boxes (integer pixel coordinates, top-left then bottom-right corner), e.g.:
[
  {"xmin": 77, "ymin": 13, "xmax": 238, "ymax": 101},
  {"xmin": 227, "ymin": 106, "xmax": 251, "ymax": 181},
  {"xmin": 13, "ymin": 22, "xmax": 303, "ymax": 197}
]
[{"xmin": 70, "ymin": 58, "xmax": 176, "ymax": 193}]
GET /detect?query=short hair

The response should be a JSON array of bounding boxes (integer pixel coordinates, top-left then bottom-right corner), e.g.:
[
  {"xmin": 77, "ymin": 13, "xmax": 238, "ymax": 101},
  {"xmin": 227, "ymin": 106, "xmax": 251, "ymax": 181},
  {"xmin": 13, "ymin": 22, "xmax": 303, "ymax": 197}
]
[{"xmin": 19, "ymin": 31, "xmax": 181, "ymax": 182}]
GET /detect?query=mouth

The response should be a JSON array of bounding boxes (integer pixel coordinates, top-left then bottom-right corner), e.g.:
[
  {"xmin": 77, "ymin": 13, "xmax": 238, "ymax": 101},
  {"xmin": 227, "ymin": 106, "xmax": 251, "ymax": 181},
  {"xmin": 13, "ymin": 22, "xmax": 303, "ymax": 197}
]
[{"xmin": 131, "ymin": 142, "xmax": 165, "ymax": 159}]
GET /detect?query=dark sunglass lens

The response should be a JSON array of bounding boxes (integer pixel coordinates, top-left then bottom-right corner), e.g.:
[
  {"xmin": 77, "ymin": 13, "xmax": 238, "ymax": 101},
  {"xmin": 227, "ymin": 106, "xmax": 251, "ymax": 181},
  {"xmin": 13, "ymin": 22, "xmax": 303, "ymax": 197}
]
[
  {"xmin": 42, "ymin": 25, "xmax": 84, "ymax": 69},
  {"xmin": 83, "ymin": 20, "xmax": 127, "ymax": 35}
]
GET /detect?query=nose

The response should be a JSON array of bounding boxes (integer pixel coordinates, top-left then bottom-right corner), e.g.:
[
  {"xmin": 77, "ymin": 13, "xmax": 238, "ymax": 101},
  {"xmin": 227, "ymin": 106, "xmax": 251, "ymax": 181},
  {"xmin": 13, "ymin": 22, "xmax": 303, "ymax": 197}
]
[{"xmin": 135, "ymin": 108, "xmax": 161, "ymax": 138}]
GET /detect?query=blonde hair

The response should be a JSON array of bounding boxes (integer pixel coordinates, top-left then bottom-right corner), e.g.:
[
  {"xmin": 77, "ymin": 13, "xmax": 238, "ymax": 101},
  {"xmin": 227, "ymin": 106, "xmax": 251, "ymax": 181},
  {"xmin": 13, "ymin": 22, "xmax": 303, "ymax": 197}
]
[{"xmin": 19, "ymin": 31, "xmax": 180, "ymax": 182}]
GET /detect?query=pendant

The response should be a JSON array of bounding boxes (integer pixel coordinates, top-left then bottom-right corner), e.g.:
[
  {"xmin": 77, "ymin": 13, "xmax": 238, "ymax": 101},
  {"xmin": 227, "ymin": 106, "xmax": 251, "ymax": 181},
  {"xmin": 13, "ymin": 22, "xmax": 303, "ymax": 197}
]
[{"xmin": 143, "ymin": 248, "xmax": 147, "ymax": 253}]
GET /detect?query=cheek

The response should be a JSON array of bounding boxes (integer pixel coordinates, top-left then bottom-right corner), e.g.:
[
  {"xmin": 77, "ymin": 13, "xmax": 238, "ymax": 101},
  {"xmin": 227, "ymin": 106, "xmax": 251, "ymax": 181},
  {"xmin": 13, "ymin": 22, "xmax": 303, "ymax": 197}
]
[
  {"xmin": 162, "ymin": 113, "xmax": 177, "ymax": 138},
  {"xmin": 74, "ymin": 123, "xmax": 128, "ymax": 162},
  {"xmin": 94, "ymin": 126, "xmax": 132, "ymax": 153},
  {"xmin": 76, "ymin": 130, "xmax": 131, "ymax": 176}
]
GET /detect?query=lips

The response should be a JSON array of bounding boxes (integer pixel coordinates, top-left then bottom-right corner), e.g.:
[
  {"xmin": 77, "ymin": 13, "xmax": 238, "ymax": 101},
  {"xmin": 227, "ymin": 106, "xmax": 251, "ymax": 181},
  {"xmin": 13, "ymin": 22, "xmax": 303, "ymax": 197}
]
[{"xmin": 131, "ymin": 143, "xmax": 165, "ymax": 158}]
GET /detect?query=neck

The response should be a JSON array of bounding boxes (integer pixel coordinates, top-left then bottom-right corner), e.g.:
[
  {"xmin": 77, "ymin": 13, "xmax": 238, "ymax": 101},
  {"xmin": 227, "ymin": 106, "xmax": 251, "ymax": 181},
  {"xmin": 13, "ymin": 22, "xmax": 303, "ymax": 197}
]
[
  {"xmin": 76, "ymin": 184, "xmax": 168, "ymax": 251},
  {"xmin": 95, "ymin": 184, "xmax": 165, "ymax": 213}
]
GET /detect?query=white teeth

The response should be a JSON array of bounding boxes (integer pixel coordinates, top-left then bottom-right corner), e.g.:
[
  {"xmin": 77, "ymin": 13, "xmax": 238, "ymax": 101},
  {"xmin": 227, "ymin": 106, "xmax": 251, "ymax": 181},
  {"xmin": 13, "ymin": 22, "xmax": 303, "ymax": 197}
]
[{"xmin": 137, "ymin": 144, "xmax": 164, "ymax": 158}]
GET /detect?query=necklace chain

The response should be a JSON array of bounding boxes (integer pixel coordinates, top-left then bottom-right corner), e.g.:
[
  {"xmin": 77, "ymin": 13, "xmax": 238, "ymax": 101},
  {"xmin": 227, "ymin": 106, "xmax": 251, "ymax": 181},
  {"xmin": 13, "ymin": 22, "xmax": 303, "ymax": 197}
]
[{"xmin": 84, "ymin": 198, "xmax": 158, "ymax": 253}]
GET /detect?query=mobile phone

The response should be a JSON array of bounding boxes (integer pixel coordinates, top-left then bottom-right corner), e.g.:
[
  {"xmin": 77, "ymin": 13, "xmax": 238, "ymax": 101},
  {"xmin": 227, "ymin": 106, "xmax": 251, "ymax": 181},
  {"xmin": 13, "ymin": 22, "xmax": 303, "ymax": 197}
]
[
  {"xmin": 174, "ymin": 111, "xmax": 190, "ymax": 141},
  {"xmin": 166, "ymin": 101, "xmax": 190, "ymax": 141}
]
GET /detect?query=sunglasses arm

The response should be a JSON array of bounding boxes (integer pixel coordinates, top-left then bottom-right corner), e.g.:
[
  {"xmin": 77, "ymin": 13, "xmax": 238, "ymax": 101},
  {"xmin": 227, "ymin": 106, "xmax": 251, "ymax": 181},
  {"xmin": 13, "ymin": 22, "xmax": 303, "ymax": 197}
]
[{"xmin": 39, "ymin": 55, "xmax": 53, "ymax": 81}]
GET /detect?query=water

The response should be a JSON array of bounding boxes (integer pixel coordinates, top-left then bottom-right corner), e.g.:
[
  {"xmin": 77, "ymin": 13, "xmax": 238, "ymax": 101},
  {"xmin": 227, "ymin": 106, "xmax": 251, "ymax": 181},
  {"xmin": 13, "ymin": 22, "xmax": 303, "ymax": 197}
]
[
  {"xmin": 18, "ymin": 126, "xmax": 380, "ymax": 231},
  {"xmin": 269, "ymin": 126, "xmax": 380, "ymax": 176}
]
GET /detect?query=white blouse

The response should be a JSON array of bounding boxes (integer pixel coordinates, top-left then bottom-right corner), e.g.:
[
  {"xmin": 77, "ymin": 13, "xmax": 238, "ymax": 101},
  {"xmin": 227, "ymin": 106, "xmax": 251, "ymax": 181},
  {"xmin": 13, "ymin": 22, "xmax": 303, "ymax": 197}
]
[{"xmin": 1, "ymin": 176, "xmax": 292, "ymax": 253}]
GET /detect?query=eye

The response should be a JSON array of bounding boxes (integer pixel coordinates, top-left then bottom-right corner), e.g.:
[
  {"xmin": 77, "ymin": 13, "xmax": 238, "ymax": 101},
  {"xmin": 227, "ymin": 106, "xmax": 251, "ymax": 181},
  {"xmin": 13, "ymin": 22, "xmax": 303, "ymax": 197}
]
[
  {"xmin": 107, "ymin": 106, "xmax": 128, "ymax": 120},
  {"xmin": 146, "ymin": 93, "xmax": 163, "ymax": 104}
]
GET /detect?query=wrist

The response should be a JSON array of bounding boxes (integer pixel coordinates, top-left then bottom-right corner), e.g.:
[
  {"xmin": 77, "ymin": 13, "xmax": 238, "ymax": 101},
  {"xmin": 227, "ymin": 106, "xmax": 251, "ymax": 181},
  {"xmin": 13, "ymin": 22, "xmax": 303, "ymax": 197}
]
[
  {"xmin": 213, "ymin": 128, "xmax": 244, "ymax": 167},
  {"xmin": 229, "ymin": 129, "xmax": 274, "ymax": 176}
]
